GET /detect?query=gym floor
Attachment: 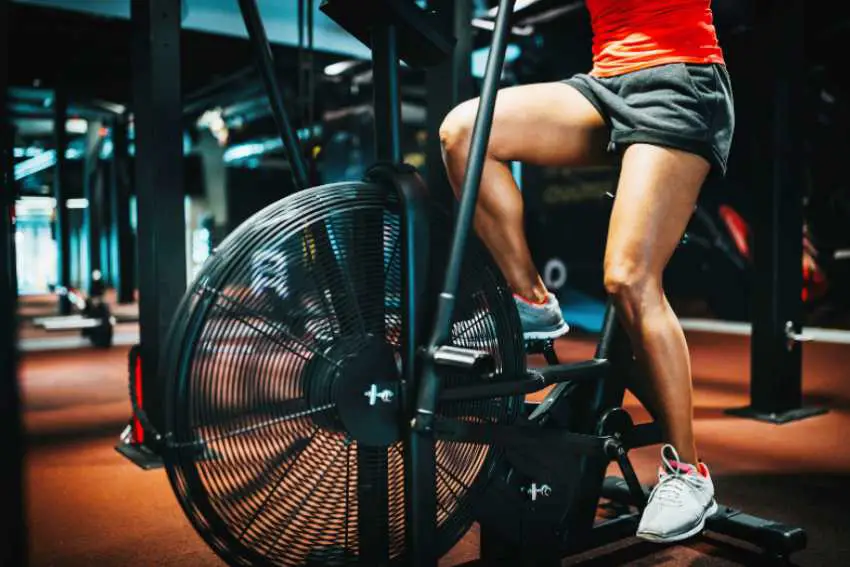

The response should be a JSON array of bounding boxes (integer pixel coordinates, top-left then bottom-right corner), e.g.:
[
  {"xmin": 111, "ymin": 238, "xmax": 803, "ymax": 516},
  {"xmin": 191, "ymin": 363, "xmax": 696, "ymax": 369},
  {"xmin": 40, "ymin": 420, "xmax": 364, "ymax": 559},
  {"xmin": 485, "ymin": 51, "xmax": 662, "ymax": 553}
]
[{"xmin": 18, "ymin": 298, "xmax": 850, "ymax": 567}]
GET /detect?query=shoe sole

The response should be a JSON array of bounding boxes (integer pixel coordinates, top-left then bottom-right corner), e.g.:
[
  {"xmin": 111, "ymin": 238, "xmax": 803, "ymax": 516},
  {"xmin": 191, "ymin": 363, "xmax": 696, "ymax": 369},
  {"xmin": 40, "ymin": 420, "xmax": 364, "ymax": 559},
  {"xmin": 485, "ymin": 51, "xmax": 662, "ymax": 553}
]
[
  {"xmin": 523, "ymin": 321, "xmax": 570, "ymax": 340},
  {"xmin": 636, "ymin": 500, "xmax": 719, "ymax": 544}
]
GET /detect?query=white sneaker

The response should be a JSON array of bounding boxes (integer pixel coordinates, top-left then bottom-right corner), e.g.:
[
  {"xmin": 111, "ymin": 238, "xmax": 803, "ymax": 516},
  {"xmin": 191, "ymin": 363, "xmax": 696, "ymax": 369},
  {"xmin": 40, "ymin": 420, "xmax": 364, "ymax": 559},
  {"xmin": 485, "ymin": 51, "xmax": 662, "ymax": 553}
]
[
  {"xmin": 636, "ymin": 444, "xmax": 718, "ymax": 543},
  {"xmin": 513, "ymin": 292, "xmax": 569, "ymax": 340}
]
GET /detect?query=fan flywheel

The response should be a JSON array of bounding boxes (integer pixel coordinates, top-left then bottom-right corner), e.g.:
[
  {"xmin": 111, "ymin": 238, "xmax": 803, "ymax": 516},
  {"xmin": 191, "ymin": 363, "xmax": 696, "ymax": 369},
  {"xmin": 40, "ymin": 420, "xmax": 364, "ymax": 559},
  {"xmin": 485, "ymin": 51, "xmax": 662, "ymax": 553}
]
[{"xmin": 161, "ymin": 181, "xmax": 525, "ymax": 566}]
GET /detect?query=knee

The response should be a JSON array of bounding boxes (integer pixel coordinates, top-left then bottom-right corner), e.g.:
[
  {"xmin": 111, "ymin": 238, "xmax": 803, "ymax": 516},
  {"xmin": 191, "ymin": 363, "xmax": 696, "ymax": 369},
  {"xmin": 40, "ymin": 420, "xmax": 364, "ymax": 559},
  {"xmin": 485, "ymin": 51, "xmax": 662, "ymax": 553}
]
[
  {"xmin": 603, "ymin": 262, "xmax": 658, "ymax": 312},
  {"xmin": 439, "ymin": 100, "xmax": 477, "ymax": 157}
]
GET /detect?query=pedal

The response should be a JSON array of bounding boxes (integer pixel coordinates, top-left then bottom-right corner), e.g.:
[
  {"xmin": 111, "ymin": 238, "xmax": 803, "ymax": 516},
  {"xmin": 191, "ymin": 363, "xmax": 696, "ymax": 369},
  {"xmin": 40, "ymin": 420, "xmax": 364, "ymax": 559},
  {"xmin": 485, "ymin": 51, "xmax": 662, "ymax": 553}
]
[{"xmin": 433, "ymin": 345, "xmax": 495, "ymax": 374}]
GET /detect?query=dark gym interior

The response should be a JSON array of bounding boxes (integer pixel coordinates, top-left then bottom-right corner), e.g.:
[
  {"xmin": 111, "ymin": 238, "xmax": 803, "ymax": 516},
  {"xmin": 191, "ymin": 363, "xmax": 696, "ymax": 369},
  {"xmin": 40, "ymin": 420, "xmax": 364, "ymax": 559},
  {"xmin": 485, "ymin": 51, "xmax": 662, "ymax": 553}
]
[{"xmin": 3, "ymin": 1, "xmax": 850, "ymax": 566}]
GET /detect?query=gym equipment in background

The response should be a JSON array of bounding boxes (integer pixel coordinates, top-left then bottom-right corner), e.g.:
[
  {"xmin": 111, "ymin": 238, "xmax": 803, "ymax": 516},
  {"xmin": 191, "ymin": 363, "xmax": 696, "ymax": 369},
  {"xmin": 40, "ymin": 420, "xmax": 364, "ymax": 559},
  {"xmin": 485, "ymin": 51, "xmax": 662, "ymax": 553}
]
[
  {"xmin": 153, "ymin": 1, "xmax": 808, "ymax": 566},
  {"xmin": 115, "ymin": 344, "xmax": 165, "ymax": 469},
  {"xmin": 32, "ymin": 271, "xmax": 115, "ymax": 348},
  {"xmin": 523, "ymin": 167, "xmax": 753, "ymax": 327}
]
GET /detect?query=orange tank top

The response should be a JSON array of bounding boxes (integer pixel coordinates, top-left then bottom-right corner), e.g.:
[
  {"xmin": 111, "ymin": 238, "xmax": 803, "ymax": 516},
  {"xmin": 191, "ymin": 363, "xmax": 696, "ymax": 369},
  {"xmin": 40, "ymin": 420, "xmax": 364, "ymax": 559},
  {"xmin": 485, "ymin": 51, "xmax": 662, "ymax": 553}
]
[{"xmin": 585, "ymin": 0, "xmax": 725, "ymax": 77}]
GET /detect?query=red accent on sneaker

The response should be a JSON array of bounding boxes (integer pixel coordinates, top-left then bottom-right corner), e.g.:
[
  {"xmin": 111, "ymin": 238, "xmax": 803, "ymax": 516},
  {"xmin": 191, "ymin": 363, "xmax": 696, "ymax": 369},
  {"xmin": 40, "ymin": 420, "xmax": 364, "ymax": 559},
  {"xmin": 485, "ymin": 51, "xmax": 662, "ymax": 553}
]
[
  {"xmin": 668, "ymin": 460, "xmax": 697, "ymax": 475},
  {"xmin": 666, "ymin": 460, "xmax": 711, "ymax": 478},
  {"xmin": 513, "ymin": 293, "xmax": 548, "ymax": 307}
]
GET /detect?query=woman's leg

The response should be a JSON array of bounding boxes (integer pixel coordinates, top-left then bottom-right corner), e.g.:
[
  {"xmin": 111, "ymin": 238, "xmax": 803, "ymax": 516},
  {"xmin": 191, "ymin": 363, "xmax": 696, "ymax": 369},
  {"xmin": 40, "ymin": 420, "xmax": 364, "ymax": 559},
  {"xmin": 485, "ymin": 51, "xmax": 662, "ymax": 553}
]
[
  {"xmin": 439, "ymin": 82, "xmax": 612, "ymax": 303},
  {"xmin": 603, "ymin": 143, "xmax": 711, "ymax": 465}
]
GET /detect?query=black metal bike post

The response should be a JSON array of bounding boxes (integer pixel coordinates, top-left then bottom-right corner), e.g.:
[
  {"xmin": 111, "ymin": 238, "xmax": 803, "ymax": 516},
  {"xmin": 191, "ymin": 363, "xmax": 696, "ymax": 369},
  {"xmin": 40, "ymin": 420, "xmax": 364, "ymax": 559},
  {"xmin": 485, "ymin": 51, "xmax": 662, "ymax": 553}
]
[
  {"xmin": 429, "ymin": 0, "xmax": 515, "ymax": 346},
  {"xmin": 306, "ymin": 0, "xmax": 315, "ymax": 133},
  {"xmin": 594, "ymin": 301, "xmax": 622, "ymax": 361},
  {"xmin": 364, "ymin": 19, "xmax": 400, "ymax": 330},
  {"xmin": 372, "ymin": 24, "xmax": 403, "ymax": 163},
  {"xmin": 563, "ymin": 301, "xmax": 636, "ymax": 536},
  {"xmin": 297, "ymin": 0, "xmax": 316, "ymax": 131},
  {"xmin": 414, "ymin": 0, "xmax": 514, "ymax": 417},
  {"xmin": 298, "ymin": 0, "xmax": 305, "ymax": 117},
  {"xmin": 237, "ymin": 0, "xmax": 309, "ymax": 191},
  {"xmin": 350, "ymin": 20, "xmax": 407, "ymax": 567},
  {"xmin": 426, "ymin": 0, "xmax": 473, "ymax": 207},
  {"xmin": 408, "ymin": 3, "xmax": 515, "ymax": 566},
  {"xmin": 395, "ymin": 170, "xmax": 433, "ymax": 567},
  {"xmin": 423, "ymin": 0, "xmax": 473, "ymax": 330},
  {"xmin": 727, "ymin": 0, "xmax": 825, "ymax": 424}
]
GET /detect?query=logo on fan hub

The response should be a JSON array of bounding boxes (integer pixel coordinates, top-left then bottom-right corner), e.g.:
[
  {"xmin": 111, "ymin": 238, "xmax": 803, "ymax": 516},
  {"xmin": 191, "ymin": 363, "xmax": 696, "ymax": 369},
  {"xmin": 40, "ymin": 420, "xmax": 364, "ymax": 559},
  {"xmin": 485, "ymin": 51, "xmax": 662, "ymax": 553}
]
[
  {"xmin": 364, "ymin": 384, "xmax": 394, "ymax": 406},
  {"xmin": 522, "ymin": 483, "xmax": 552, "ymax": 502}
]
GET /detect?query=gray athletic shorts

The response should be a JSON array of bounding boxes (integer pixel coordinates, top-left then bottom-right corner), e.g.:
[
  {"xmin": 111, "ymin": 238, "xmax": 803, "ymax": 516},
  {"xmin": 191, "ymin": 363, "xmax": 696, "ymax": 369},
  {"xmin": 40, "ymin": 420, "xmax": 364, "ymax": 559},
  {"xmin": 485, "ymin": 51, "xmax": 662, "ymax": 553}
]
[{"xmin": 564, "ymin": 62, "xmax": 735, "ymax": 177}]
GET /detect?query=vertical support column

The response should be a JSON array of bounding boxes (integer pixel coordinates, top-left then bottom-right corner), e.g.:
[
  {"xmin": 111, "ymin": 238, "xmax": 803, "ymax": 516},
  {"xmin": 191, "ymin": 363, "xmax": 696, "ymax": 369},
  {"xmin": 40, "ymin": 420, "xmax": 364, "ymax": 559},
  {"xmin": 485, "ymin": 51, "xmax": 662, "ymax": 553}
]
[
  {"xmin": 99, "ymin": 157, "xmax": 112, "ymax": 287},
  {"xmin": 422, "ymin": 0, "xmax": 472, "ymax": 325},
  {"xmin": 0, "ymin": 0, "xmax": 27, "ymax": 559},
  {"xmin": 54, "ymin": 88, "xmax": 72, "ymax": 314},
  {"xmin": 364, "ymin": 23, "xmax": 397, "ymax": 328},
  {"xmin": 727, "ymin": 0, "xmax": 825, "ymax": 423},
  {"xmin": 350, "ymin": 21, "xmax": 401, "ymax": 567},
  {"xmin": 84, "ymin": 120, "xmax": 103, "ymax": 293},
  {"xmin": 132, "ymin": 0, "xmax": 186, "ymax": 445},
  {"xmin": 425, "ymin": 0, "xmax": 473, "ymax": 207},
  {"xmin": 408, "ymin": 6, "xmax": 469, "ymax": 563},
  {"xmin": 371, "ymin": 24, "xmax": 402, "ymax": 163},
  {"xmin": 111, "ymin": 115, "xmax": 135, "ymax": 304}
]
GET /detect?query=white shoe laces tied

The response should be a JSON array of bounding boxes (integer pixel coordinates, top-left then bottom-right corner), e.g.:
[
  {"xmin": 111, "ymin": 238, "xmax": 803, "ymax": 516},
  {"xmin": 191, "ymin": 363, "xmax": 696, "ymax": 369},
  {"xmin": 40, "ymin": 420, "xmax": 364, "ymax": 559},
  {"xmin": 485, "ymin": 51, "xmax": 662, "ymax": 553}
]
[{"xmin": 653, "ymin": 444, "xmax": 700, "ymax": 507}]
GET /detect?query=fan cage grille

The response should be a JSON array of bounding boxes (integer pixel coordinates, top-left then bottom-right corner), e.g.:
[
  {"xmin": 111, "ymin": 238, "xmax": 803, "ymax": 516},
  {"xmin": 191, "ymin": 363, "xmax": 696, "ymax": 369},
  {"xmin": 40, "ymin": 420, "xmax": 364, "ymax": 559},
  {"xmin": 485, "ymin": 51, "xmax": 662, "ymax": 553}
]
[{"xmin": 163, "ymin": 181, "xmax": 525, "ymax": 566}]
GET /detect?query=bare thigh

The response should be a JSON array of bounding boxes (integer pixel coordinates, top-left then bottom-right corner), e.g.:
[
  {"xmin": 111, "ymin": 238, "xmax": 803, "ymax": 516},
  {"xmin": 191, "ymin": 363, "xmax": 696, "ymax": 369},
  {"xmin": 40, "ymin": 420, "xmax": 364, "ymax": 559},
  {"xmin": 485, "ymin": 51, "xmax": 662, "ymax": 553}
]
[
  {"xmin": 448, "ymin": 81, "xmax": 611, "ymax": 167},
  {"xmin": 604, "ymin": 144, "xmax": 711, "ymax": 284}
]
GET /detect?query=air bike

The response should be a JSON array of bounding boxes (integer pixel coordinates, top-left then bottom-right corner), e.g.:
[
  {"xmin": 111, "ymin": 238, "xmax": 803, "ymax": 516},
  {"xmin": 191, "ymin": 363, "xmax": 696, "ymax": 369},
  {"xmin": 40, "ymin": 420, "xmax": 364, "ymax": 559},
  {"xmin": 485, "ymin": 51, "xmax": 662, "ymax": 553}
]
[{"xmin": 158, "ymin": 0, "xmax": 808, "ymax": 565}]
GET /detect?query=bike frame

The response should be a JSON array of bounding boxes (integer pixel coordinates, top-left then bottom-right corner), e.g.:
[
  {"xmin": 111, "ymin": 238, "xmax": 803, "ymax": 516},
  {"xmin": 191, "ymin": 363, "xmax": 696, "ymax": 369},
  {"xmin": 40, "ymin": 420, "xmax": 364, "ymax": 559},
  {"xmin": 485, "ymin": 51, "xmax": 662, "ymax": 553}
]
[
  {"xmin": 248, "ymin": 0, "xmax": 642, "ymax": 563},
  {"xmin": 402, "ymin": 0, "xmax": 642, "ymax": 565},
  {"xmin": 230, "ymin": 2, "xmax": 810, "ymax": 564}
]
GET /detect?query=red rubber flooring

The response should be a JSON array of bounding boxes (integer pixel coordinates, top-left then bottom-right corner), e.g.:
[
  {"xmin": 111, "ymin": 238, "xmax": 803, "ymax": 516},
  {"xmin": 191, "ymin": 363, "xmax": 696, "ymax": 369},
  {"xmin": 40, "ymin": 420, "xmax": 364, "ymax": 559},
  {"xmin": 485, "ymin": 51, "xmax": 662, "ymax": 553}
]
[{"xmin": 18, "ymin": 330, "xmax": 850, "ymax": 566}]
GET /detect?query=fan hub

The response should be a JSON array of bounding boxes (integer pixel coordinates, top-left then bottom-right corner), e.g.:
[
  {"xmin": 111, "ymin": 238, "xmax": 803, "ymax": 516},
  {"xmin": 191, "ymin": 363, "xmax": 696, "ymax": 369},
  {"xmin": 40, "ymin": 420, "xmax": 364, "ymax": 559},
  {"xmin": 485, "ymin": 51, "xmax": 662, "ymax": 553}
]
[
  {"xmin": 334, "ymin": 336, "xmax": 401, "ymax": 447},
  {"xmin": 335, "ymin": 336, "xmax": 402, "ymax": 447},
  {"xmin": 305, "ymin": 335, "xmax": 402, "ymax": 446}
]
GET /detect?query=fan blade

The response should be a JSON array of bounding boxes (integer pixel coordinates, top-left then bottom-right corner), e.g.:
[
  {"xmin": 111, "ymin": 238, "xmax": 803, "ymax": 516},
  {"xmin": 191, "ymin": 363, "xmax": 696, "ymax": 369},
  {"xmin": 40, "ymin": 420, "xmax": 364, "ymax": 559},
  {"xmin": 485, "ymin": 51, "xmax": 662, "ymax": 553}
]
[{"xmin": 221, "ymin": 436, "xmax": 313, "ymax": 503}]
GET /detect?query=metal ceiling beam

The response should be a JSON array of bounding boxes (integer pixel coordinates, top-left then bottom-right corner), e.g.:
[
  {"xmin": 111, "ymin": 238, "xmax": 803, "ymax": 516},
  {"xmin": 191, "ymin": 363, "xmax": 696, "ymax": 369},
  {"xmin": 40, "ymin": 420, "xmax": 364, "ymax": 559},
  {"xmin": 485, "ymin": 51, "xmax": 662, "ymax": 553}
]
[{"xmin": 8, "ymin": 84, "xmax": 127, "ymax": 119}]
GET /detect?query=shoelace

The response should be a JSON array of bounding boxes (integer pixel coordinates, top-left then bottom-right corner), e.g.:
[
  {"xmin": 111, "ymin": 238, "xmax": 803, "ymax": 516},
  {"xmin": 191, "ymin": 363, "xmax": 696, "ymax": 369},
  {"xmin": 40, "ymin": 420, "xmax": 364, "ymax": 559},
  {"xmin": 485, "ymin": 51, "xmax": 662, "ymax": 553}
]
[
  {"xmin": 651, "ymin": 444, "xmax": 702, "ymax": 506},
  {"xmin": 653, "ymin": 471, "xmax": 703, "ymax": 506}
]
